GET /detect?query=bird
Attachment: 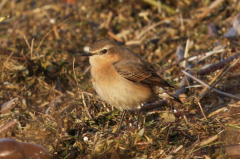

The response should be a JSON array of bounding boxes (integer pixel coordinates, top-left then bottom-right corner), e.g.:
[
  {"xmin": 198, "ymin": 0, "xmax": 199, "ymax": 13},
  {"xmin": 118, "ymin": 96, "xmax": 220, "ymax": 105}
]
[{"xmin": 82, "ymin": 39, "xmax": 181, "ymax": 134}]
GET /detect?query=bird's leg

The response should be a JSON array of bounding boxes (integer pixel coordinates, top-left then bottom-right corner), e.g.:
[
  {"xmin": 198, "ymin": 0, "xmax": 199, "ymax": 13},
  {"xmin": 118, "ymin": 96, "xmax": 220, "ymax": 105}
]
[
  {"xmin": 136, "ymin": 109, "xmax": 141, "ymax": 129},
  {"xmin": 116, "ymin": 110, "xmax": 126, "ymax": 134}
]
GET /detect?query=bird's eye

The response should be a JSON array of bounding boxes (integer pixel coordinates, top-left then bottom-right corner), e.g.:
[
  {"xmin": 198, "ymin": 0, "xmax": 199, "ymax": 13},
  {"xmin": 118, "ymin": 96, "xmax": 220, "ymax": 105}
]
[{"xmin": 101, "ymin": 49, "xmax": 108, "ymax": 54}]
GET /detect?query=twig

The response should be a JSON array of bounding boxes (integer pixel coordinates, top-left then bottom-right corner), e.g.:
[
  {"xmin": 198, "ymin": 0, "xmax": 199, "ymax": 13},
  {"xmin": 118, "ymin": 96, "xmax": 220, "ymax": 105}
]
[
  {"xmin": 105, "ymin": 11, "xmax": 113, "ymax": 30},
  {"xmin": 207, "ymin": 107, "xmax": 228, "ymax": 118},
  {"xmin": 197, "ymin": 101, "xmax": 208, "ymax": 120},
  {"xmin": 73, "ymin": 58, "xmax": 78, "ymax": 86},
  {"xmin": 83, "ymin": 65, "xmax": 91, "ymax": 74},
  {"xmin": 0, "ymin": 0, "xmax": 8, "ymax": 11},
  {"xmin": 108, "ymin": 31, "xmax": 124, "ymax": 42},
  {"xmin": 197, "ymin": 52, "xmax": 240, "ymax": 76},
  {"xmin": 199, "ymin": 58, "xmax": 240, "ymax": 99},
  {"xmin": 30, "ymin": 38, "xmax": 34, "ymax": 58},
  {"xmin": 199, "ymin": 66, "xmax": 227, "ymax": 95},
  {"xmin": 182, "ymin": 70, "xmax": 240, "ymax": 100},
  {"xmin": 183, "ymin": 39, "xmax": 190, "ymax": 68},
  {"xmin": 191, "ymin": 47, "xmax": 226, "ymax": 64},
  {"xmin": 140, "ymin": 0, "xmax": 175, "ymax": 14},
  {"xmin": 161, "ymin": 47, "xmax": 226, "ymax": 72},
  {"xmin": 175, "ymin": 45, "xmax": 192, "ymax": 95},
  {"xmin": 189, "ymin": 0, "xmax": 224, "ymax": 27},
  {"xmin": 45, "ymin": 95, "xmax": 63, "ymax": 114},
  {"xmin": 136, "ymin": 19, "xmax": 169, "ymax": 40},
  {"xmin": 35, "ymin": 18, "xmax": 69, "ymax": 54},
  {"xmin": 81, "ymin": 92, "xmax": 93, "ymax": 119},
  {"xmin": 53, "ymin": 24, "xmax": 60, "ymax": 40},
  {"xmin": 0, "ymin": 119, "xmax": 18, "ymax": 134},
  {"xmin": 23, "ymin": 36, "xmax": 31, "ymax": 51}
]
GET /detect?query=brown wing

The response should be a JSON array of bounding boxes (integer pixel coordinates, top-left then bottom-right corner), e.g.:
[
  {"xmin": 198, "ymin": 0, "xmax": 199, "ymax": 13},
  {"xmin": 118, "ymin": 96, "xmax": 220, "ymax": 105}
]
[
  {"xmin": 142, "ymin": 72, "xmax": 174, "ymax": 88},
  {"xmin": 113, "ymin": 60, "xmax": 174, "ymax": 88}
]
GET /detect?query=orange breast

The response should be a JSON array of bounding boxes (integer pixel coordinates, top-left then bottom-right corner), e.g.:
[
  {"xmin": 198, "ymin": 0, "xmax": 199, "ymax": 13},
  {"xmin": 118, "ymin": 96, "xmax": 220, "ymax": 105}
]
[{"xmin": 90, "ymin": 62, "xmax": 153, "ymax": 111}]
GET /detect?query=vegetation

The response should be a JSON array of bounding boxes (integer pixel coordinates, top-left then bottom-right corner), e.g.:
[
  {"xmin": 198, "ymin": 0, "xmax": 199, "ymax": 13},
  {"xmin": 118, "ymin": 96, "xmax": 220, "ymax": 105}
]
[{"xmin": 0, "ymin": 0, "xmax": 240, "ymax": 158}]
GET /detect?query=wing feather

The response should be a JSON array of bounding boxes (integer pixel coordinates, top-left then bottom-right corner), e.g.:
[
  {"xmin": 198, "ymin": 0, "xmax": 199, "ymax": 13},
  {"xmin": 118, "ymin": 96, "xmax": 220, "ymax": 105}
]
[{"xmin": 113, "ymin": 60, "xmax": 173, "ymax": 88}]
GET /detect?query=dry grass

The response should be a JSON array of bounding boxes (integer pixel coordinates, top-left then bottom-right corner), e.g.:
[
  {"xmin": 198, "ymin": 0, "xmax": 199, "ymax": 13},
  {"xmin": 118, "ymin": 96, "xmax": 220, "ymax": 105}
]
[{"xmin": 0, "ymin": 0, "xmax": 240, "ymax": 158}]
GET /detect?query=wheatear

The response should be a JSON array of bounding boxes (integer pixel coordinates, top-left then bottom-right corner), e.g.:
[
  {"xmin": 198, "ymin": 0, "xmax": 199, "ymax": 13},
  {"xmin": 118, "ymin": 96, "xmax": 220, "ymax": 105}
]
[{"xmin": 82, "ymin": 39, "xmax": 181, "ymax": 133}]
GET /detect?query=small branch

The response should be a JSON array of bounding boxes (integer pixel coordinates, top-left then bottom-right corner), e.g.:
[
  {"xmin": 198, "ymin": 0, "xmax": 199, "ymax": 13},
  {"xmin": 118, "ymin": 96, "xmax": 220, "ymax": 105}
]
[
  {"xmin": 189, "ymin": 0, "xmax": 224, "ymax": 27},
  {"xmin": 182, "ymin": 70, "xmax": 240, "ymax": 100},
  {"xmin": 81, "ymin": 92, "xmax": 93, "ymax": 119},
  {"xmin": 198, "ymin": 58, "xmax": 240, "ymax": 99},
  {"xmin": 183, "ymin": 39, "xmax": 190, "ymax": 68},
  {"xmin": 197, "ymin": 52, "xmax": 240, "ymax": 76},
  {"xmin": 197, "ymin": 101, "xmax": 208, "ymax": 120}
]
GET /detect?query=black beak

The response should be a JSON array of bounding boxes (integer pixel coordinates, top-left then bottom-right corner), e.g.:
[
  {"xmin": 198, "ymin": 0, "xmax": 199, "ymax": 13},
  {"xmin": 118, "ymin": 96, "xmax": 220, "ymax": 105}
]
[{"xmin": 81, "ymin": 53, "xmax": 93, "ymax": 56}]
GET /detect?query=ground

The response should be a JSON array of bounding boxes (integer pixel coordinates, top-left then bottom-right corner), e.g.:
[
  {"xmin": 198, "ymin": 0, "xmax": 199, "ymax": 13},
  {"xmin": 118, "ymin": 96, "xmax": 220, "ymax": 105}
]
[{"xmin": 0, "ymin": 0, "xmax": 240, "ymax": 158}]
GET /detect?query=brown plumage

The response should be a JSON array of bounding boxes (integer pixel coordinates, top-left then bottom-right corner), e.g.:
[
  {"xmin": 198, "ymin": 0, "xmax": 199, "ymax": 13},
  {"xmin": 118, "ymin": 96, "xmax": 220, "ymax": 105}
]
[{"xmin": 82, "ymin": 39, "xmax": 181, "ymax": 133}]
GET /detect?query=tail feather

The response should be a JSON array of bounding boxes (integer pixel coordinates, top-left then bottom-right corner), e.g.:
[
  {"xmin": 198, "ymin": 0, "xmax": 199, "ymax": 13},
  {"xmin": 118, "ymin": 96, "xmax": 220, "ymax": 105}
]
[{"xmin": 158, "ymin": 91, "xmax": 182, "ymax": 104}]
